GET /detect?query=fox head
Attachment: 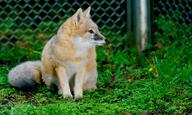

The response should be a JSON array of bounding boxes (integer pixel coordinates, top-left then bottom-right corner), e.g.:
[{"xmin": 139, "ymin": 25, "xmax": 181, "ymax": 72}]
[{"xmin": 58, "ymin": 7, "xmax": 106, "ymax": 49}]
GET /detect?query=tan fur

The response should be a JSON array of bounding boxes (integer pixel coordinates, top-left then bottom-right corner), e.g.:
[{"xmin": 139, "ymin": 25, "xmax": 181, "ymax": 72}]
[
  {"xmin": 41, "ymin": 7, "xmax": 105, "ymax": 98},
  {"xmin": 34, "ymin": 69, "xmax": 41, "ymax": 84}
]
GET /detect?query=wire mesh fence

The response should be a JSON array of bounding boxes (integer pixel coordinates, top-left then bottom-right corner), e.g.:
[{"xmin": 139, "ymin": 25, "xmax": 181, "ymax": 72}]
[
  {"xmin": 153, "ymin": 0, "xmax": 192, "ymax": 47},
  {"xmin": 0, "ymin": 0, "xmax": 127, "ymax": 50},
  {"xmin": 0, "ymin": 0, "xmax": 191, "ymax": 51}
]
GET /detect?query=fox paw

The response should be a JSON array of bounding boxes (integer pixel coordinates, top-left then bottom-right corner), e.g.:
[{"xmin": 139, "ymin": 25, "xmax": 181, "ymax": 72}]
[
  {"xmin": 83, "ymin": 85, "xmax": 97, "ymax": 91},
  {"xmin": 63, "ymin": 93, "xmax": 73, "ymax": 98},
  {"xmin": 74, "ymin": 94, "xmax": 83, "ymax": 99},
  {"xmin": 58, "ymin": 89, "xmax": 62, "ymax": 95}
]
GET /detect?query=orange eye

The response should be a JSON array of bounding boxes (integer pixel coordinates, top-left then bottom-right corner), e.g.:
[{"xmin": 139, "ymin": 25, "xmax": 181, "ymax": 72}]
[{"xmin": 88, "ymin": 30, "xmax": 94, "ymax": 34}]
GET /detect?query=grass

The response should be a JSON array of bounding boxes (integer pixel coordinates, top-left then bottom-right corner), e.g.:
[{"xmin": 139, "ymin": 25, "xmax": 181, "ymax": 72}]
[
  {"xmin": 0, "ymin": 41, "xmax": 192, "ymax": 114},
  {"xmin": 0, "ymin": 17, "xmax": 192, "ymax": 114}
]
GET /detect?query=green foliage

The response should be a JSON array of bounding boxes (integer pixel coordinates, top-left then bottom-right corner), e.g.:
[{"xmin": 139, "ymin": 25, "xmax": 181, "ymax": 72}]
[
  {"xmin": 37, "ymin": 21, "xmax": 62, "ymax": 33},
  {"xmin": 101, "ymin": 26, "xmax": 128, "ymax": 50},
  {"xmin": 0, "ymin": 18, "xmax": 15, "ymax": 30},
  {"xmin": 155, "ymin": 11, "xmax": 192, "ymax": 47}
]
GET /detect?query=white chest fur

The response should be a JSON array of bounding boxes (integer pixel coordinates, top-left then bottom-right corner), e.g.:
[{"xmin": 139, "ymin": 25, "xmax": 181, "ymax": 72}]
[
  {"xmin": 63, "ymin": 47, "xmax": 88, "ymax": 79},
  {"xmin": 63, "ymin": 60, "xmax": 86, "ymax": 78},
  {"xmin": 60, "ymin": 36, "xmax": 93, "ymax": 79}
]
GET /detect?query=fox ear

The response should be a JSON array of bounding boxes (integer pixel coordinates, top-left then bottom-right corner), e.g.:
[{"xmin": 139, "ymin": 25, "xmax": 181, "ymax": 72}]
[
  {"xmin": 73, "ymin": 8, "xmax": 83, "ymax": 25},
  {"xmin": 83, "ymin": 6, "xmax": 91, "ymax": 18}
]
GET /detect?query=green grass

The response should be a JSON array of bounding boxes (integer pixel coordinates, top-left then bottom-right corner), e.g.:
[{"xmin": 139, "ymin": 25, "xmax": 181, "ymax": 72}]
[{"xmin": 0, "ymin": 42, "xmax": 192, "ymax": 114}]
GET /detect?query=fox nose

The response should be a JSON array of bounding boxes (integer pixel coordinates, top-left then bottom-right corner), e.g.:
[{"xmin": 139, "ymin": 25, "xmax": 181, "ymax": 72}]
[
  {"xmin": 94, "ymin": 35, "xmax": 104, "ymax": 41},
  {"xmin": 93, "ymin": 34, "xmax": 106, "ymax": 45}
]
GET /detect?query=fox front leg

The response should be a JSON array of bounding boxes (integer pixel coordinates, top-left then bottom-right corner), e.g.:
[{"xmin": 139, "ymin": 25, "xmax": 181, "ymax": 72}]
[
  {"xmin": 56, "ymin": 66, "xmax": 72, "ymax": 98},
  {"xmin": 83, "ymin": 61, "xmax": 97, "ymax": 91},
  {"xmin": 83, "ymin": 68, "xmax": 97, "ymax": 91},
  {"xmin": 74, "ymin": 68, "xmax": 86, "ymax": 98}
]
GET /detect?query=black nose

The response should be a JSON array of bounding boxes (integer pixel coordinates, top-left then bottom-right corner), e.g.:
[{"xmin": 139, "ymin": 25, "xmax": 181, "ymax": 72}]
[{"xmin": 94, "ymin": 34, "xmax": 103, "ymax": 41}]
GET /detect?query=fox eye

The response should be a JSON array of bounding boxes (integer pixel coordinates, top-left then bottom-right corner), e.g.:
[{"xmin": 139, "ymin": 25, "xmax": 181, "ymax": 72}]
[{"xmin": 88, "ymin": 30, "xmax": 94, "ymax": 34}]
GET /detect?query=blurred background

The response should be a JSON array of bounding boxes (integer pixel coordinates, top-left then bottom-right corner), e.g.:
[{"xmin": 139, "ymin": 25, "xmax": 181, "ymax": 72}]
[{"xmin": 0, "ymin": 0, "xmax": 191, "ymax": 60}]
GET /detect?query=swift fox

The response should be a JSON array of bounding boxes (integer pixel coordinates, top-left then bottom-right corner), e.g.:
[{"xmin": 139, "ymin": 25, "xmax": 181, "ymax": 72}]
[
  {"xmin": 8, "ymin": 7, "xmax": 105, "ymax": 98},
  {"xmin": 41, "ymin": 7, "xmax": 106, "ymax": 98}
]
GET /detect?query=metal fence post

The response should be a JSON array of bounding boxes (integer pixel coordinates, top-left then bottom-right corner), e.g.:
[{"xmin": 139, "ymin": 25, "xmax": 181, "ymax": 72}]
[{"xmin": 131, "ymin": 0, "xmax": 151, "ymax": 54}]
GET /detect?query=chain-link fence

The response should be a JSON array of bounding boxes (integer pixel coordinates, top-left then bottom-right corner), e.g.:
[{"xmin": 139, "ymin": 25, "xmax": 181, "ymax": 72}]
[
  {"xmin": 0, "ymin": 0, "xmax": 191, "ymax": 51},
  {"xmin": 0, "ymin": 0, "xmax": 127, "ymax": 50},
  {"xmin": 153, "ymin": 0, "xmax": 192, "ymax": 47}
]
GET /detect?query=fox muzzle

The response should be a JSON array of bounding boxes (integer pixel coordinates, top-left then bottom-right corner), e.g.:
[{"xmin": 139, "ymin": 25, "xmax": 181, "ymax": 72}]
[{"xmin": 93, "ymin": 34, "xmax": 106, "ymax": 45}]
